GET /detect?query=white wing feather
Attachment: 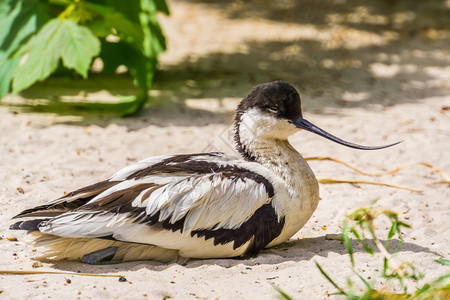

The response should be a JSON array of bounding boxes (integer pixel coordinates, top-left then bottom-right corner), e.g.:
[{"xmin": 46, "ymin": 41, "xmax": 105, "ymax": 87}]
[{"xmin": 39, "ymin": 158, "xmax": 273, "ymax": 244}]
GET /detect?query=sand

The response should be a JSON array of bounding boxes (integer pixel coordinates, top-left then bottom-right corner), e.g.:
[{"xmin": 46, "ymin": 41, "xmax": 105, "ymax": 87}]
[{"xmin": 0, "ymin": 0, "xmax": 449, "ymax": 299}]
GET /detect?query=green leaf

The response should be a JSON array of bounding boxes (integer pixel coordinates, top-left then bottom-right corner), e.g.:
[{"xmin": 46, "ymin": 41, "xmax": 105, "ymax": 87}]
[
  {"xmin": 415, "ymin": 282, "xmax": 432, "ymax": 295},
  {"xmin": 435, "ymin": 259, "xmax": 450, "ymax": 266},
  {"xmin": 0, "ymin": 0, "xmax": 47, "ymax": 99},
  {"xmin": 0, "ymin": 0, "xmax": 50, "ymax": 51},
  {"xmin": 0, "ymin": 1, "xmax": 11, "ymax": 14},
  {"xmin": 346, "ymin": 278, "xmax": 355, "ymax": 297},
  {"xmin": 383, "ymin": 257, "xmax": 389, "ymax": 276},
  {"xmin": 354, "ymin": 271, "xmax": 373, "ymax": 292},
  {"xmin": 84, "ymin": 2, "xmax": 144, "ymax": 46},
  {"xmin": 396, "ymin": 239, "xmax": 403, "ymax": 252},
  {"xmin": 12, "ymin": 18, "xmax": 100, "ymax": 92},
  {"xmin": 1, "ymin": 0, "xmax": 34, "ymax": 51},
  {"xmin": 387, "ymin": 222, "xmax": 397, "ymax": 240},
  {"xmin": 430, "ymin": 273, "xmax": 450, "ymax": 284},
  {"xmin": 104, "ymin": 12, "xmax": 144, "ymax": 47},
  {"xmin": 315, "ymin": 261, "xmax": 346, "ymax": 295},
  {"xmin": 104, "ymin": 0, "xmax": 141, "ymax": 24},
  {"xmin": 397, "ymin": 221, "xmax": 412, "ymax": 229},
  {"xmin": 139, "ymin": 10, "xmax": 166, "ymax": 57},
  {"xmin": 91, "ymin": 0, "xmax": 166, "ymax": 93},
  {"xmin": 86, "ymin": 17, "xmax": 112, "ymax": 38},
  {"xmin": 153, "ymin": 0, "xmax": 170, "ymax": 15},
  {"xmin": 99, "ymin": 40, "xmax": 152, "ymax": 115},
  {"xmin": 349, "ymin": 228, "xmax": 361, "ymax": 241},
  {"xmin": 362, "ymin": 243, "xmax": 374, "ymax": 255},
  {"xmin": 59, "ymin": 20, "xmax": 100, "ymax": 77},
  {"xmin": 100, "ymin": 40, "xmax": 145, "ymax": 75},
  {"xmin": 99, "ymin": 40, "xmax": 127, "ymax": 73},
  {"xmin": 343, "ymin": 222, "xmax": 355, "ymax": 267},
  {"xmin": 100, "ymin": 40, "xmax": 156, "ymax": 88},
  {"xmin": 0, "ymin": 54, "xmax": 18, "ymax": 98},
  {"xmin": 272, "ymin": 285, "xmax": 293, "ymax": 300}
]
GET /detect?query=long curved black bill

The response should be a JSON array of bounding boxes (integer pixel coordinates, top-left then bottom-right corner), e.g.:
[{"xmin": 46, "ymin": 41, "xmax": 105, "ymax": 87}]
[{"xmin": 292, "ymin": 117, "xmax": 401, "ymax": 150}]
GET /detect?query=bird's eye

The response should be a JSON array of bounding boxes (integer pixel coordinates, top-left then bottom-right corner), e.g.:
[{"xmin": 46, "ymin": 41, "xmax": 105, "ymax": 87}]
[{"xmin": 266, "ymin": 106, "xmax": 278, "ymax": 114}]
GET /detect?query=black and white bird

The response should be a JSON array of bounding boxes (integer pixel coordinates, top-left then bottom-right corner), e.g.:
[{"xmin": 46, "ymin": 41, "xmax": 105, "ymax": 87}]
[{"xmin": 10, "ymin": 81, "xmax": 399, "ymax": 264}]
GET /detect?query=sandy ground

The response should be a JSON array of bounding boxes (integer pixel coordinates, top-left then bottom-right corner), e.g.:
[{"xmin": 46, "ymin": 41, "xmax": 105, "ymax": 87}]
[{"xmin": 1, "ymin": 0, "xmax": 449, "ymax": 299}]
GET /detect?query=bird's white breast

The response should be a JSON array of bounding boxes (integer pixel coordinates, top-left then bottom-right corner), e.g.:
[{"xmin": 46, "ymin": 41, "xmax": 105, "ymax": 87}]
[
  {"xmin": 238, "ymin": 110, "xmax": 319, "ymax": 246},
  {"xmin": 264, "ymin": 141, "xmax": 319, "ymax": 246}
]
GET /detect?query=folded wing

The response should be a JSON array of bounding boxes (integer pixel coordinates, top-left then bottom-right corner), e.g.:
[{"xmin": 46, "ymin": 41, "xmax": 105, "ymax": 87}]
[{"xmin": 14, "ymin": 153, "xmax": 283, "ymax": 256}]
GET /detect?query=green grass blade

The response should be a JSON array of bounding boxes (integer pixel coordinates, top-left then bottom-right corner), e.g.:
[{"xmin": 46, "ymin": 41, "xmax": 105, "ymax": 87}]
[
  {"xmin": 343, "ymin": 222, "xmax": 355, "ymax": 266},
  {"xmin": 362, "ymin": 243, "xmax": 374, "ymax": 255},
  {"xmin": 272, "ymin": 285, "xmax": 293, "ymax": 300},
  {"xmin": 355, "ymin": 272, "xmax": 373, "ymax": 292},
  {"xmin": 350, "ymin": 228, "xmax": 361, "ymax": 241},
  {"xmin": 315, "ymin": 261, "xmax": 346, "ymax": 295},
  {"xmin": 397, "ymin": 221, "xmax": 411, "ymax": 229},
  {"xmin": 434, "ymin": 259, "xmax": 450, "ymax": 266},
  {"xmin": 387, "ymin": 222, "xmax": 396, "ymax": 240}
]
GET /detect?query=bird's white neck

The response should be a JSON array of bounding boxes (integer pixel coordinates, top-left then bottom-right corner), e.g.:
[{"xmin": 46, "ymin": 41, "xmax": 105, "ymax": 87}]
[
  {"xmin": 234, "ymin": 108, "xmax": 298, "ymax": 161},
  {"xmin": 234, "ymin": 109, "xmax": 319, "ymax": 244},
  {"xmin": 235, "ymin": 109, "xmax": 318, "ymax": 197},
  {"xmin": 237, "ymin": 133, "xmax": 317, "ymax": 200}
]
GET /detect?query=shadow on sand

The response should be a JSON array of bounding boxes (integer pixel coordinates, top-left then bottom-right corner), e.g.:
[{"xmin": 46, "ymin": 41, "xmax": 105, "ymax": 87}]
[
  {"xmin": 46, "ymin": 235, "xmax": 441, "ymax": 274},
  {"xmin": 2, "ymin": 0, "xmax": 449, "ymax": 127}
]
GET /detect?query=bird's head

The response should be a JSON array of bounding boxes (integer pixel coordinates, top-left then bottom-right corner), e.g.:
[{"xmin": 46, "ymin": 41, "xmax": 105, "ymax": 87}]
[{"xmin": 235, "ymin": 81, "xmax": 400, "ymax": 150}]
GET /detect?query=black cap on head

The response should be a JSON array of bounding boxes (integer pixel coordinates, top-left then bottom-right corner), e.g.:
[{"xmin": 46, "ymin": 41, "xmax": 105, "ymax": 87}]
[
  {"xmin": 235, "ymin": 81, "xmax": 401, "ymax": 152},
  {"xmin": 236, "ymin": 81, "xmax": 302, "ymax": 121}
]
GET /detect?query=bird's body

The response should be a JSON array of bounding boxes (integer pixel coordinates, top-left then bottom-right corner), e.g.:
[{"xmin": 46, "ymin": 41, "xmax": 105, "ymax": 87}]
[{"xmin": 11, "ymin": 81, "xmax": 398, "ymax": 264}]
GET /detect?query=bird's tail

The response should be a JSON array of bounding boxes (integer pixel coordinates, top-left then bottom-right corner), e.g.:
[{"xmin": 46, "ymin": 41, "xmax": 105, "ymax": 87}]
[{"xmin": 27, "ymin": 232, "xmax": 179, "ymax": 263}]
